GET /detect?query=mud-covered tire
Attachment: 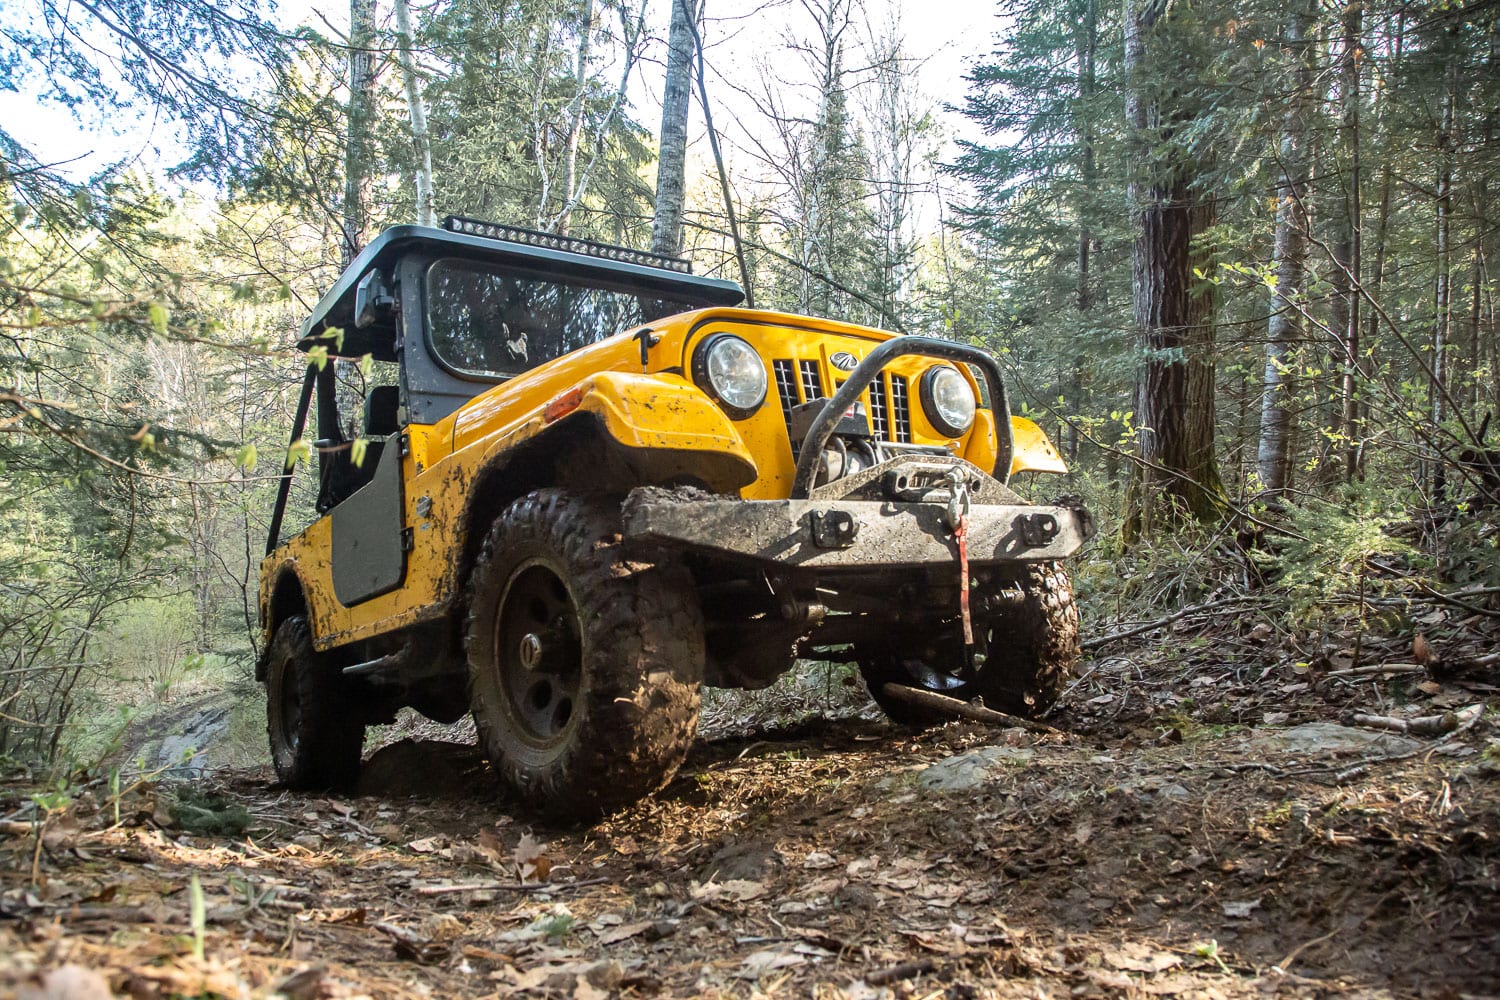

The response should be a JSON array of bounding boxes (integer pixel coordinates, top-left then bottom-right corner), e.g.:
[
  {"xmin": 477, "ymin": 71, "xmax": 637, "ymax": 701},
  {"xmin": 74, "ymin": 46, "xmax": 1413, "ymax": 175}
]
[
  {"xmin": 265, "ymin": 616, "xmax": 365, "ymax": 790},
  {"xmin": 860, "ymin": 561, "xmax": 1079, "ymax": 726},
  {"xmin": 466, "ymin": 489, "xmax": 704, "ymax": 819}
]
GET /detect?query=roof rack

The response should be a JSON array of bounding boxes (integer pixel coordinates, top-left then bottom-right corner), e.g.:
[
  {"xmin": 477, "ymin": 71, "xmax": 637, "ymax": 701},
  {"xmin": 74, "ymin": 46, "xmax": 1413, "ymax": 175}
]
[{"xmin": 442, "ymin": 215, "xmax": 693, "ymax": 275}]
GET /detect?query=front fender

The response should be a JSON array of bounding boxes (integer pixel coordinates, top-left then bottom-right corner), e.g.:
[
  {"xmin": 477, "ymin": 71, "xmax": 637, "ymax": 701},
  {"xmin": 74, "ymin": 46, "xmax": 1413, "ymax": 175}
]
[
  {"xmin": 1009, "ymin": 416, "xmax": 1069, "ymax": 476},
  {"xmin": 481, "ymin": 371, "xmax": 760, "ymax": 492}
]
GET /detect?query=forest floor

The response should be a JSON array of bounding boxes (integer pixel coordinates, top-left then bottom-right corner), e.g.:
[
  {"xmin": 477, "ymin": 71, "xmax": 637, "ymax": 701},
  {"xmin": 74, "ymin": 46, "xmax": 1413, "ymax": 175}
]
[{"xmin": 3, "ymin": 616, "xmax": 1499, "ymax": 999}]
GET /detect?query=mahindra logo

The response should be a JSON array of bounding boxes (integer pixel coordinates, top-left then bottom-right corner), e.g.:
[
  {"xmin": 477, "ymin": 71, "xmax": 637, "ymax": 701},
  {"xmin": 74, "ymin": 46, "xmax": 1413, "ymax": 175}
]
[{"xmin": 829, "ymin": 351, "xmax": 860, "ymax": 371}]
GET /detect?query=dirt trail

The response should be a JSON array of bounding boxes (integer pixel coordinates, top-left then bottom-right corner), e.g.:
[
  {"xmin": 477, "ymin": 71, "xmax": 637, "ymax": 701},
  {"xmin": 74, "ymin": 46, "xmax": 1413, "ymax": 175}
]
[
  {"xmin": 3, "ymin": 640, "xmax": 1497, "ymax": 998},
  {"xmin": 112, "ymin": 692, "xmax": 237, "ymax": 779}
]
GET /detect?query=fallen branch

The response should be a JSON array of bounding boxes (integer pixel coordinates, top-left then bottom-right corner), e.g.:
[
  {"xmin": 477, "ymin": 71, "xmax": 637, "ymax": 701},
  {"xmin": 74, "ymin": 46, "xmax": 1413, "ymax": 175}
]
[
  {"xmin": 1346, "ymin": 704, "xmax": 1482, "ymax": 738},
  {"xmin": 866, "ymin": 959, "xmax": 936, "ymax": 986},
  {"xmin": 879, "ymin": 684, "xmax": 1056, "ymax": 734},
  {"xmin": 411, "ymin": 877, "xmax": 609, "ymax": 897},
  {"xmin": 1325, "ymin": 663, "xmax": 1426, "ymax": 678}
]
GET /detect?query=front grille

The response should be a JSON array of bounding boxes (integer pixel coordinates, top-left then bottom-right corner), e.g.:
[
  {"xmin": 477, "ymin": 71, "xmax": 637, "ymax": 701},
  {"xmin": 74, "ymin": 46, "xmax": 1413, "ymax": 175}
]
[
  {"xmin": 799, "ymin": 360, "xmax": 824, "ymax": 401},
  {"xmin": 868, "ymin": 376, "xmax": 889, "ymax": 439},
  {"xmin": 889, "ymin": 374, "xmax": 912, "ymax": 442},
  {"xmin": 772, "ymin": 358, "xmax": 914, "ymax": 447},
  {"xmin": 772, "ymin": 360, "xmax": 798, "ymax": 432}
]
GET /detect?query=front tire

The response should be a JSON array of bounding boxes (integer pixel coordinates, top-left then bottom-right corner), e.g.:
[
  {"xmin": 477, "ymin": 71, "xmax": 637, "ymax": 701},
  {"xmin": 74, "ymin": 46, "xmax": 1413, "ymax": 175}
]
[
  {"xmin": 265, "ymin": 616, "xmax": 365, "ymax": 790},
  {"xmin": 466, "ymin": 490, "xmax": 704, "ymax": 818},
  {"xmin": 860, "ymin": 561, "xmax": 1079, "ymax": 726}
]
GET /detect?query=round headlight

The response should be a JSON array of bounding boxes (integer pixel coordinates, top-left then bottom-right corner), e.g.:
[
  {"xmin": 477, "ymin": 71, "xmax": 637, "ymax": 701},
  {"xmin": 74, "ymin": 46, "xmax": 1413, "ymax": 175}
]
[
  {"xmin": 693, "ymin": 334, "xmax": 767, "ymax": 417},
  {"xmin": 921, "ymin": 366, "xmax": 976, "ymax": 437}
]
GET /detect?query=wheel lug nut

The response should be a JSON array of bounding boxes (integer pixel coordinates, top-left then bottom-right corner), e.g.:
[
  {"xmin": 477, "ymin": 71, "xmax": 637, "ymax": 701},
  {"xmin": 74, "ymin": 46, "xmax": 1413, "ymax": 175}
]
[{"xmin": 519, "ymin": 632, "xmax": 544, "ymax": 670}]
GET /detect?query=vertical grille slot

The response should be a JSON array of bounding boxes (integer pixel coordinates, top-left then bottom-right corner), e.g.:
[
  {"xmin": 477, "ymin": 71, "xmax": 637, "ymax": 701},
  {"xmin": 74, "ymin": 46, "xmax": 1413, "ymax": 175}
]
[
  {"xmin": 799, "ymin": 360, "xmax": 824, "ymax": 401},
  {"xmin": 772, "ymin": 360, "xmax": 798, "ymax": 432},
  {"xmin": 890, "ymin": 375, "xmax": 913, "ymax": 442},
  {"xmin": 868, "ymin": 375, "xmax": 890, "ymax": 440}
]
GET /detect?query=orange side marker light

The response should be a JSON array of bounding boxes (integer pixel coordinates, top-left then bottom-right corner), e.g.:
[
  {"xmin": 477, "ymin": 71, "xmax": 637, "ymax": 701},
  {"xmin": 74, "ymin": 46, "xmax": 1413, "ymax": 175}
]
[{"xmin": 544, "ymin": 387, "xmax": 585, "ymax": 424}]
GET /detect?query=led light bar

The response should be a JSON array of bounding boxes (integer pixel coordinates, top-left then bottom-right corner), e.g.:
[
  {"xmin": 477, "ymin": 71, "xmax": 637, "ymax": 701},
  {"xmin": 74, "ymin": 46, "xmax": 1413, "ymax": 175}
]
[{"xmin": 442, "ymin": 215, "xmax": 693, "ymax": 274}]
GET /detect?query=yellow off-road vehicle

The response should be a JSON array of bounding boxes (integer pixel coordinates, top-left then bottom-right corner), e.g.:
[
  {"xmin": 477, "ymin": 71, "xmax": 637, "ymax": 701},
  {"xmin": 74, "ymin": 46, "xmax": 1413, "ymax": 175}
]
[{"xmin": 258, "ymin": 217, "xmax": 1092, "ymax": 816}]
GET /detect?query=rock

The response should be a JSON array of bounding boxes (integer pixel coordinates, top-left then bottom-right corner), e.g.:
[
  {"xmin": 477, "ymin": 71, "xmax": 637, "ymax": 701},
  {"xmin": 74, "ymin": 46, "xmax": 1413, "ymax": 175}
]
[
  {"xmin": 1246, "ymin": 722, "xmax": 1420, "ymax": 756},
  {"xmin": 915, "ymin": 745, "xmax": 1035, "ymax": 792},
  {"xmin": 701, "ymin": 840, "xmax": 782, "ymax": 881}
]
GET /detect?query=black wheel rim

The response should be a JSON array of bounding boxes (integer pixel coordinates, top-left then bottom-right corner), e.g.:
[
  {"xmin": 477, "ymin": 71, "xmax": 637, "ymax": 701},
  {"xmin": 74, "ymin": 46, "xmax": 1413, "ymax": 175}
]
[
  {"xmin": 494, "ymin": 560, "xmax": 583, "ymax": 748},
  {"xmin": 891, "ymin": 654, "xmax": 971, "ymax": 695}
]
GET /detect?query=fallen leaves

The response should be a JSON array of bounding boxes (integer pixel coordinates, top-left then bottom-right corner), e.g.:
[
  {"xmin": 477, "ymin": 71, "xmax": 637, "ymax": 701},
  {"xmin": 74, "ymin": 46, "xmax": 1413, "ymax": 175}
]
[
  {"xmin": 1221, "ymin": 898, "xmax": 1262, "ymax": 919},
  {"xmin": 376, "ymin": 920, "xmax": 452, "ymax": 964},
  {"xmin": 514, "ymin": 832, "xmax": 551, "ymax": 882},
  {"xmin": 689, "ymin": 878, "xmax": 768, "ymax": 903},
  {"xmin": 735, "ymin": 948, "xmax": 804, "ymax": 979}
]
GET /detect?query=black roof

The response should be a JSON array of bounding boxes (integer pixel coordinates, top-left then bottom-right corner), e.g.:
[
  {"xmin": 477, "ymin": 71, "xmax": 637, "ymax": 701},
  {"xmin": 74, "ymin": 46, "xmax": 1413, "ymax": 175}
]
[{"xmin": 297, "ymin": 224, "xmax": 746, "ymax": 353}]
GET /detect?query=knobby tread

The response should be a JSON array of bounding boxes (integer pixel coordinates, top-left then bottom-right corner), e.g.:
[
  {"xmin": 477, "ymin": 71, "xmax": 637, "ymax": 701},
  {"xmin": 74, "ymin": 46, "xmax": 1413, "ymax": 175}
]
[
  {"xmin": 265, "ymin": 616, "xmax": 365, "ymax": 790},
  {"xmin": 977, "ymin": 561, "xmax": 1080, "ymax": 715},
  {"xmin": 466, "ymin": 489, "xmax": 704, "ymax": 819},
  {"xmin": 860, "ymin": 561, "xmax": 1080, "ymax": 725}
]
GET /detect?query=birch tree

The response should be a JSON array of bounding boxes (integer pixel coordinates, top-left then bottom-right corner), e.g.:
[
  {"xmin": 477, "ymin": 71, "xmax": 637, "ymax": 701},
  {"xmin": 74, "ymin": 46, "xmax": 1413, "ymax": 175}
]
[
  {"xmin": 1257, "ymin": 1, "xmax": 1314, "ymax": 494},
  {"xmin": 651, "ymin": 0, "xmax": 698, "ymax": 257},
  {"xmin": 394, "ymin": 0, "xmax": 437, "ymax": 227}
]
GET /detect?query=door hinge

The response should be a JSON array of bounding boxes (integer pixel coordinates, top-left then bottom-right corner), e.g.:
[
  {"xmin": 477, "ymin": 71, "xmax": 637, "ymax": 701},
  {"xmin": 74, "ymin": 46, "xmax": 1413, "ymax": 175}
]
[{"xmin": 400, "ymin": 527, "xmax": 414, "ymax": 552}]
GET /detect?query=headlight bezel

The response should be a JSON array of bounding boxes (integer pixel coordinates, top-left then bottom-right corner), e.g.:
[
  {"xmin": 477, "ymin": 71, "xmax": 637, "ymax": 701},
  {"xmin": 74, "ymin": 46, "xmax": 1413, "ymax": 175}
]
[
  {"xmin": 920, "ymin": 364, "xmax": 977, "ymax": 437},
  {"xmin": 692, "ymin": 333, "xmax": 768, "ymax": 418}
]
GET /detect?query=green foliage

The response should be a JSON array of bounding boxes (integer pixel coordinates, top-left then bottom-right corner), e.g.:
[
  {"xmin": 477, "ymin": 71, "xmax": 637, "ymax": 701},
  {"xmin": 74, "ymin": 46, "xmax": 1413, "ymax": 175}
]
[
  {"xmin": 2, "ymin": 0, "xmax": 291, "ymax": 184},
  {"xmin": 170, "ymin": 788, "xmax": 253, "ymax": 836},
  {"xmin": 1270, "ymin": 487, "xmax": 1413, "ymax": 617},
  {"xmin": 533, "ymin": 908, "xmax": 578, "ymax": 942}
]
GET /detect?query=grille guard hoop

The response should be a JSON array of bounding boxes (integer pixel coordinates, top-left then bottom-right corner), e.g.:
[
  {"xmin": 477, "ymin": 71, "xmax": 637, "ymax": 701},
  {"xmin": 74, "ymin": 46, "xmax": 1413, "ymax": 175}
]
[{"xmin": 790, "ymin": 336, "xmax": 1012, "ymax": 498}]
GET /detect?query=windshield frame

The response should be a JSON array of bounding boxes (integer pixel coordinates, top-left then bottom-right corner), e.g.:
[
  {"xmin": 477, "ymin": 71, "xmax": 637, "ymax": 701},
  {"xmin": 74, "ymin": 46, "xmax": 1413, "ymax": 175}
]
[{"xmin": 422, "ymin": 256, "xmax": 705, "ymax": 383}]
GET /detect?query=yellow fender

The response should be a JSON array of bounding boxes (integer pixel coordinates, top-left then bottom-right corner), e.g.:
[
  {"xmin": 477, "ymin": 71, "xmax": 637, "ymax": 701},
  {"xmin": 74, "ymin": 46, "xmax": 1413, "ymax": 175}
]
[
  {"xmin": 1009, "ymin": 415, "xmax": 1069, "ymax": 476},
  {"xmin": 514, "ymin": 371, "xmax": 760, "ymax": 492}
]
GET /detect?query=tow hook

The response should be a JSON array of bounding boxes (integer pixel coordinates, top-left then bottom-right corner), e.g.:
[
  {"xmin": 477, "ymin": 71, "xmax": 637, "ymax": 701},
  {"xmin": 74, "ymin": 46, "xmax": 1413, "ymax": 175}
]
[
  {"xmin": 1017, "ymin": 512, "xmax": 1061, "ymax": 548},
  {"xmin": 808, "ymin": 509, "xmax": 859, "ymax": 549},
  {"xmin": 942, "ymin": 467, "xmax": 971, "ymax": 532}
]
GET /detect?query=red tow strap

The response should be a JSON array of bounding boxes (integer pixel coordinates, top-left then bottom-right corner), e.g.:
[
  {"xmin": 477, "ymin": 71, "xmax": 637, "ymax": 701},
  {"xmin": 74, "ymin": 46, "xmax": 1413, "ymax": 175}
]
[{"xmin": 956, "ymin": 512, "xmax": 974, "ymax": 646}]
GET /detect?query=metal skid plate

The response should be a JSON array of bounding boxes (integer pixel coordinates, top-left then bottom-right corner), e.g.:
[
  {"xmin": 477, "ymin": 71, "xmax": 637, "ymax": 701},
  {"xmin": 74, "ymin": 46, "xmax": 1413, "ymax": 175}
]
[{"xmin": 623, "ymin": 493, "xmax": 1090, "ymax": 570}]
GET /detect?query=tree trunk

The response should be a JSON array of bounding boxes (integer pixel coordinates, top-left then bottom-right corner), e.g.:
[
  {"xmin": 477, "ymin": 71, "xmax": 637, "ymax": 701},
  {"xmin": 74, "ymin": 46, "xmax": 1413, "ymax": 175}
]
[
  {"xmin": 1431, "ymin": 72, "xmax": 1455, "ymax": 497},
  {"xmin": 1336, "ymin": 0, "xmax": 1363, "ymax": 481},
  {"xmin": 1123, "ymin": 0, "xmax": 1224, "ymax": 536},
  {"xmin": 1358, "ymin": 19, "xmax": 1402, "ymax": 480},
  {"xmin": 342, "ymin": 0, "xmax": 378, "ymax": 267},
  {"xmin": 555, "ymin": 0, "xmax": 596, "ymax": 237},
  {"xmin": 1257, "ymin": 2, "xmax": 1313, "ymax": 494},
  {"xmin": 393, "ymin": 0, "xmax": 436, "ymax": 227},
  {"xmin": 651, "ymin": 0, "xmax": 696, "ymax": 257},
  {"xmin": 1470, "ymin": 171, "xmax": 1488, "ymax": 424},
  {"xmin": 1068, "ymin": 0, "xmax": 1098, "ymax": 465}
]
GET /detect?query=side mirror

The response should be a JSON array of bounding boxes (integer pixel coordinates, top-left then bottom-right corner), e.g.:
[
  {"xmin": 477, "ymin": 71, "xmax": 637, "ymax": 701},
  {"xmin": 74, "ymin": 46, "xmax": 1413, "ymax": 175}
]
[{"xmin": 354, "ymin": 270, "xmax": 395, "ymax": 329}]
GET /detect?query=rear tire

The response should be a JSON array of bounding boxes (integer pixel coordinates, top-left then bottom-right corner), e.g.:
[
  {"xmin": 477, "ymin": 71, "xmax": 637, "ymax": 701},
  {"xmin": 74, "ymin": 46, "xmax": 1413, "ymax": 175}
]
[
  {"xmin": 265, "ymin": 616, "xmax": 365, "ymax": 790},
  {"xmin": 860, "ymin": 561, "xmax": 1079, "ymax": 726},
  {"xmin": 466, "ymin": 490, "xmax": 704, "ymax": 819}
]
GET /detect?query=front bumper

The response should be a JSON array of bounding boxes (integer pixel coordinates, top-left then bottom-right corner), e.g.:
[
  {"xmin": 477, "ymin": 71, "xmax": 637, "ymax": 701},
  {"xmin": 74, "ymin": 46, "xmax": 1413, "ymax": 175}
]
[{"xmin": 622, "ymin": 493, "xmax": 1092, "ymax": 570}]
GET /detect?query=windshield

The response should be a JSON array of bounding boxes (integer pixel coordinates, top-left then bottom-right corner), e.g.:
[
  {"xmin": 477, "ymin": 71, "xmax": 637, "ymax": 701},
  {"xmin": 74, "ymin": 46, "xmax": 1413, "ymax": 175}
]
[{"xmin": 426, "ymin": 258, "xmax": 701, "ymax": 379}]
